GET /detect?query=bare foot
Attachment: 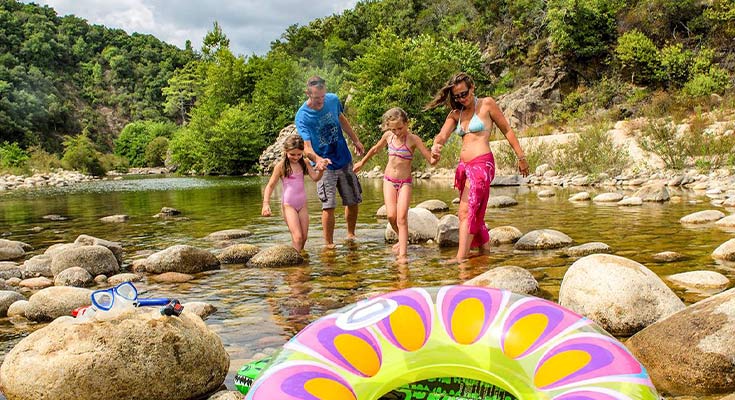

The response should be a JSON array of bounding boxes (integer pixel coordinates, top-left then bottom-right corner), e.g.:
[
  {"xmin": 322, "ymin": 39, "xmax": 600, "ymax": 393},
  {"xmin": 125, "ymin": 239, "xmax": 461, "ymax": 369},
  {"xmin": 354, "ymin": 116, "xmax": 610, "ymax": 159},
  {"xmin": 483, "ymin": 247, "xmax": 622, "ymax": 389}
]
[
  {"xmin": 396, "ymin": 254, "xmax": 409, "ymax": 264},
  {"xmin": 391, "ymin": 243, "xmax": 400, "ymax": 254}
]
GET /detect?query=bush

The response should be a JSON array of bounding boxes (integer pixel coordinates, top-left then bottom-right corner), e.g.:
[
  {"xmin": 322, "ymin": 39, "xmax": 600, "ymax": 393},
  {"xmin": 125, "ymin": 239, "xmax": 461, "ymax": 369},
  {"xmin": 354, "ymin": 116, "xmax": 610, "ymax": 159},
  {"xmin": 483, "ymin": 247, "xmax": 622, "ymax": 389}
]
[
  {"xmin": 493, "ymin": 139, "xmax": 552, "ymax": 174},
  {"xmin": 26, "ymin": 146, "xmax": 62, "ymax": 172},
  {"xmin": 638, "ymin": 118, "xmax": 688, "ymax": 169},
  {"xmin": 682, "ymin": 66, "xmax": 731, "ymax": 97},
  {"xmin": 114, "ymin": 121, "xmax": 177, "ymax": 167},
  {"xmin": 99, "ymin": 153, "xmax": 129, "ymax": 173},
  {"xmin": 552, "ymin": 124, "xmax": 629, "ymax": 175},
  {"xmin": 0, "ymin": 142, "xmax": 30, "ymax": 169},
  {"xmin": 144, "ymin": 137, "xmax": 169, "ymax": 167},
  {"xmin": 61, "ymin": 135, "xmax": 106, "ymax": 176},
  {"xmin": 614, "ymin": 30, "xmax": 660, "ymax": 84}
]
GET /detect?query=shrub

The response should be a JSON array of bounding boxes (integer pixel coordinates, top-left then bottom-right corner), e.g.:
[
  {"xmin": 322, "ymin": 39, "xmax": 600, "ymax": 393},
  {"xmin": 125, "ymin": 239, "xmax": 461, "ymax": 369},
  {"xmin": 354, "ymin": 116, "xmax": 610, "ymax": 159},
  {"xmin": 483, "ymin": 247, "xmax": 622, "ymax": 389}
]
[
  {"xmin": 144, "ymin": 137, "xmax": 169, "ymax": 167},
  {"xmin": 638, "ymin": 118, "xmax": 688, "ymax": 169},
  {"xmin": 682, "ymin": 66, "xmax": 731, "ymax": 97},
  {"xmin": 552, "ymin": 124, "xmax": 629, "ymax": 175},
  {"xmin": 26, "ymin": 146, "xmax": 62, "ymax": 172},
  {"xmin": 99, "ymin": 153, "xmax": 129, "ymax": 173},
  {"xmin": 614, "ymin": 30, "xmax": 661, "ymax": 84},
  {"xmin": 0, "ymin": 142, "xmax": 30, "ymax": 169},
  {"xmin": 493, "ymin": 139, "xmax": 552, "ymax": 174},
  {"xmin": 114, "ymin": 121, "xmax": 177, "ymax": 167},
  {"xmin": 61, "ymin": 135, "xmax": 106, "ymax": 176},
  {"xmin": 659, "ymin": 44, "xmax": 693, "ymax": 87}
]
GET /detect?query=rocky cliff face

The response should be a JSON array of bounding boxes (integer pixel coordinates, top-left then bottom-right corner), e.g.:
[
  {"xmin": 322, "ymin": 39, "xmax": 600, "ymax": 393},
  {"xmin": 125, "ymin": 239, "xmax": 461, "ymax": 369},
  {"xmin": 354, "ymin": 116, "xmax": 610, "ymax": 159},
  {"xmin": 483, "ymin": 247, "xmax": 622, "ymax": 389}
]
[{"xmin": 257, "ymin": 125, "xmax": 298, "ymax": 174}]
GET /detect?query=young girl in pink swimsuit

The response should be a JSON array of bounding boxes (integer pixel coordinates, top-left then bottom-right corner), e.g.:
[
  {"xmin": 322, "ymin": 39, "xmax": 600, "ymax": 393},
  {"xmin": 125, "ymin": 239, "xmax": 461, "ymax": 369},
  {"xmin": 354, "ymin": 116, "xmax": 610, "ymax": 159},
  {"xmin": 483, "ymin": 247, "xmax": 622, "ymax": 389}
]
[
  {"xmin": 262, "ymin": 135, "xmax": 324, "ymax": 251},
  {"xmin": 353, "ymin": 107, "xmax": 438, "ymax": 262}
]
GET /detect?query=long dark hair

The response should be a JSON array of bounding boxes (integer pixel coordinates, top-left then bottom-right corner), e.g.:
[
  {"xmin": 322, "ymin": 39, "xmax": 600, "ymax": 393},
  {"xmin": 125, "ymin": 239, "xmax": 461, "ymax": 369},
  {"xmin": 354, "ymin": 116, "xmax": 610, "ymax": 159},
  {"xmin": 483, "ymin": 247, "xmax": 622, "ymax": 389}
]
[
  {"xmin": 281, "ymin": 134, "xmax": 307, "ymax": 178},
  {"xmin": 423, "ymin": 72, "xmax": 475, "ymax": 111}
]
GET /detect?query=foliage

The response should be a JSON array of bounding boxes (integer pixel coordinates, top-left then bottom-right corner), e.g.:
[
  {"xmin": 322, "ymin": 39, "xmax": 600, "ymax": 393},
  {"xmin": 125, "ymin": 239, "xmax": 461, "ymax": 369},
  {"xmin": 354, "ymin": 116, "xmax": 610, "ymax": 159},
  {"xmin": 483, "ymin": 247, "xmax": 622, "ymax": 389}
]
[
  {"xmin": 547, "ymin": 0, "xmax": 624, "ymax": 61},
  {"xmin": 61, "ymin": 134, "xmax": 106, "ymax": 176},
  {"xmin": 492, "ymin": 139, "xmax": 552, "ymax": 174},
  {"xmin": 144, "ymin": 137, "xmax": 169, "ymax": 167},
  {"xmin": 615, "ymin": 30, "xmax": 661, "ymax": 84},
  {"xmin": 26, "ymin": 146, "xmax": 62, "ymax": 172},
  {"xmin": 682, "ymin": 66, "xmax": 731, "ymax": 97},
  {"xmin": 638, "ymin": 118, "xmax": 687, "ymax": 169},
  {"xmin": 114, "ymin": 121, "xmax": 177, "ymax": 167},
  {"xmin": 552, "ymin": 124, "xmax": 629, "ymax": 175},
  {"xmin": 0, "ymin": 142, "xmax": 30, "ymax": 168}
]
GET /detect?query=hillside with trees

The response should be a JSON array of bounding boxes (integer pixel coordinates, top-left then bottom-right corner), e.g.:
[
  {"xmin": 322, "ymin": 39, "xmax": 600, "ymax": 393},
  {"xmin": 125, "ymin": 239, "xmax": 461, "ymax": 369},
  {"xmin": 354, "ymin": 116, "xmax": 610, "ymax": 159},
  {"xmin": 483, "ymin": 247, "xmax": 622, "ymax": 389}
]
[{"xmin": 1, "ymin": 0, "xmax": 733, "ymax": 176}]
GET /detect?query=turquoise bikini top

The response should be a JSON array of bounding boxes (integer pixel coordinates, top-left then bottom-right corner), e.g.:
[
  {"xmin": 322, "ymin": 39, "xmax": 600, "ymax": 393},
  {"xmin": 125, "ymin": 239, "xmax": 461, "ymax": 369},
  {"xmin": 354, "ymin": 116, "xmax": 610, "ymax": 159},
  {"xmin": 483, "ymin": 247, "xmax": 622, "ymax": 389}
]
[{"xmin": 455, "ymin": 97, "xmax": 487, "ymax": 137}]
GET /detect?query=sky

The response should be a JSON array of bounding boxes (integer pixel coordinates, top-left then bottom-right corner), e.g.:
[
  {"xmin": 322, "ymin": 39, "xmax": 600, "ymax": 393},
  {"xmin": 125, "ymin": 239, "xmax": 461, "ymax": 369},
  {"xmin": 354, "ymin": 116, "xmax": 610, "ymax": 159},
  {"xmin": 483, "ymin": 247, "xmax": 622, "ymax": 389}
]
[{"xmin": 24, "ymin": 0, "xmax": 360, "ymax": 56}]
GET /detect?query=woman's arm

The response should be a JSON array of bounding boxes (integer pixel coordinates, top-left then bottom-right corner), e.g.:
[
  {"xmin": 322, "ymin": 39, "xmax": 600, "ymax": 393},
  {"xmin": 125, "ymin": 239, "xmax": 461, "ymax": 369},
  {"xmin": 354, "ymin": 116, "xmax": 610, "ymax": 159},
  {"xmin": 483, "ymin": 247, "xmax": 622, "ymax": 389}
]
[
  {"xmin": 261, "ymin": 163, "xmax": 282, "ymax": 216},
  {"xmin": 484, "ymin": 97, "xmax": 529, "ymax": 176},
  {"xmin": 305, "ymin": 160, "xmax": 324, "ymax": 182},
  {"xmin": 353, "ymin": 132, "xmax": 389, "ymax": 172},
  {"xmin": 410, "ymin": 134, "xmax": 437, "ymax": 165},
  {"xmin": 431, "ymin": 110, "xmax": 458, "ymax": 156}
]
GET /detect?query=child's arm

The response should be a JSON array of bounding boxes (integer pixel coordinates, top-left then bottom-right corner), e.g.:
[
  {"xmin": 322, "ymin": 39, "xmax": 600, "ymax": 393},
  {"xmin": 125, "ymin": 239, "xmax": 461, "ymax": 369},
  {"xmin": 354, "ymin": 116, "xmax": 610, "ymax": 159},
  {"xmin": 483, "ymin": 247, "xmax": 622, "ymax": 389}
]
[
  {"xmin": 305, "ymin": 160, "xmax": 324, "ymax": 182},
  {"xmin": 353, "ymin": 132, "xmax": 389, "ymax": 172},
  {"xmin": 410, "ymin": 133, "xmax": 438, "ymax": 165},
  {"xmin": 261, "ymin": 163, "xmax": 282, "ymax": 216}
]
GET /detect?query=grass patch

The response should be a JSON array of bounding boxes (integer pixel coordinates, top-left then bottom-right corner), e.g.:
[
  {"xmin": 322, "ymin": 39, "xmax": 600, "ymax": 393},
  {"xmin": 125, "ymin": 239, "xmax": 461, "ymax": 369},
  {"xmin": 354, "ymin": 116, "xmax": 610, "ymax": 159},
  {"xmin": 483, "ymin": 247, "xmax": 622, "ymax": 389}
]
[{"xmin": 551, "ymin": 123, "xmax": 629, "ymax": 176}]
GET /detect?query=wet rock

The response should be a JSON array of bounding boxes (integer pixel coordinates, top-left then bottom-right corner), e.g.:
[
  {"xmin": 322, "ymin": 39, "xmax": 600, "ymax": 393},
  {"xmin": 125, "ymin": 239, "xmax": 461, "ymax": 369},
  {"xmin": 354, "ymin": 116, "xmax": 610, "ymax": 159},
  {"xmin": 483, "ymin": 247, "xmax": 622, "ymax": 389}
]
[
  {"xmin": 563, "ymin": 242, "xmax": 612, "ymax": 257},
  {"xmin": 217, "ymin": 244, "xmax": 260, "ymax": 264},
  {"xmin": 435, "ymin": 215, "xmax": 459, "ymax": 247},
  {"xmin": 626, "ymin": 288, "xmax": 735, "ymax": 396},
  {"xmin": 633, "ymin": 183, "xmax": 670, "ymax": 202},
  {"xmin": 415, "ymin": 199, "xmax": 449, "ymax": 212},
  {"xmin": 593, "ymin": 192, "xmax": 624, "ymax": 202},
  {"xmin": 715, "ymin": 214, "xmax": 735, "ymax": 227},
  {"xmin": 0, "ymin": 291, "xmax": 25, "ymax": 317},
  {"xmin": 205, "ymin": 229, "xmax": 252, "ymax": 241},
  {"xmin": 486, "ymin": 196, "xmax": 518, "ymax": 208},
  {"xmin": 713, "ymin": 239, "xmax": 735, "ymax": 261},
  {"xmin": 487, "ymin": 226, "xmax": 522, "ymax": 245},
  {"xmin": 0, "ymin": 309, "xmax": 228, "ymax": 400},
  {"xmin": 513, "ymin": 229, "xmax": 573, "ymax": 250},
  {"xmin": 74, "ymin": 235, "xmax": 123, "ymax": 267},
  {"xmin": 159, "ymin": 207, "xmax": 181, "ymax": 216},
  {"xmin": 0, "ymin": 240, "xmax": 25, "ymax": 261},
  {"xmin": 680, "ymin": 210, "xmax": 725, "ymax": 224},
  {"xmin": 22, "ymin": 254, "xmax": 53, "ymax": 278},
  {"xmin": 24, "ymin": 286, "xmax": 91, "ymax": 322},
  {"xmin": 0, "ymin": 262, "xmax": 22, "ymax": 280},
  {"xmin": 618, "ymin": 196, "xmax": 643, "ymax": 206},
  {"xmin": 490, "ymin": 175, "xmax": 525, "ymax": 186},
  {"xmin": 53, "ymin": 267, "xmax": 94, "ymax": 287},
  {"xmin": 385, "ymin": 207, "xmax": 439, "ymax": 243},
  {"xmin": 668, "ymin": 271, "xmax": 729, "ymax": 290},
  {"xmin": 183, "ymin": 301, "xmax": 217, "ymax": 320},
  {"xmin": 7, "ymin": 300, "xmax": 29, "ymax": 318},
  {"xmin": 150, "ymin": 272, "xmax": 195, "ymax": 283},
  {"xmin": 99, "ymin": 214, "xmax": 129, "ymax": 223},
  {"xmin": 247, "ymin": 245, "xmax": 304, "ymax": 268},
  {"xmin": 559, "ymin": 254, "xmax": 685, "ymax": 336},
  {"xmin": 107, "ymin": 273, "xmax": 142, "ymax": 286},
  {"xmin": 537, "ymin": 189, "xmax": 555, "ymax": 198},
  {"xmin": 144, "ymin": 245, "xmax": 220, "ymax": 274},
  {"xmin": 569, "ymin": 191, "xmax": 591, "ymax": 201},
  {"xmin": 464, "ymin": 266, "xmax": 538, "ymax": 295},
  {"xmin": 50, "ymin": 245, "xmax": 119, "ymax": 277},
  {"xmin": 653, "ymin": 251, "xmax": 685, "ymax": 262}
]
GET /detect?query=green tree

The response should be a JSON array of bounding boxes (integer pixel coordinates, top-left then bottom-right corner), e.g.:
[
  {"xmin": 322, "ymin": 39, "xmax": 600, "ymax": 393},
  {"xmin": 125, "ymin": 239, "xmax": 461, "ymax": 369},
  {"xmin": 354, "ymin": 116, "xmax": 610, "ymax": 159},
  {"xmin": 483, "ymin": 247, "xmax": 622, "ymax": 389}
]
[
  {"xmin": 547, "ymin": 0, "xmax": 625, "ymax": 61},
  {"xmin": 615, "ymin": 30, "xmax": 661, "ymax": 84},
  {"xmin": 114, "ymin": 121, "xmax": 177, "ymax": 167}
]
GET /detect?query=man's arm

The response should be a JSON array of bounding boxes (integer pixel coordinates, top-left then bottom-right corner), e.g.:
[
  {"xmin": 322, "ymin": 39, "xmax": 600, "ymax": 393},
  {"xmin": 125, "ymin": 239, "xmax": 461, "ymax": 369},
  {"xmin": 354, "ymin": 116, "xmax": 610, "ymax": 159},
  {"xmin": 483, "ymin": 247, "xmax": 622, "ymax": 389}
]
[
  {"xmin": 339, "ymin": 113, "xmax": 365, "ymax": 156},
  {"xmin": 303, "ymin": 140, "xmax": 331, "ymax": 170}
]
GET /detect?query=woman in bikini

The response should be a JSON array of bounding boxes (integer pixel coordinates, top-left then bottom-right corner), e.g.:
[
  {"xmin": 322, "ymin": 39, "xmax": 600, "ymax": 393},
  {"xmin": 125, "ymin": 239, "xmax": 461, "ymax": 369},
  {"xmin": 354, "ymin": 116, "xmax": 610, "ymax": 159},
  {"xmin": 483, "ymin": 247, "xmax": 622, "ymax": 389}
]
[
  {"xmin": 262, "ymin": 134, "xmax": 324, "ymax": 251},
  {"xmin": 353, "ymin": 107, "xmax": 437, "ymax": 262},
  {"xmin": 424, "ymin": 72, "xmax": 530, "ymax": 263}
]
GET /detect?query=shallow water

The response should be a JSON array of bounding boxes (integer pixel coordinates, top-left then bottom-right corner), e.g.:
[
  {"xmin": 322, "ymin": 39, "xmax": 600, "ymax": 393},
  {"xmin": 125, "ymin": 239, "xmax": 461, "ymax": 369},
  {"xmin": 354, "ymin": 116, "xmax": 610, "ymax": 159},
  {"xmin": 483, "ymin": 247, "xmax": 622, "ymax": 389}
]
[{"xmin": 0, "ymin": 175, "xmax": 733, "ymax": 396}]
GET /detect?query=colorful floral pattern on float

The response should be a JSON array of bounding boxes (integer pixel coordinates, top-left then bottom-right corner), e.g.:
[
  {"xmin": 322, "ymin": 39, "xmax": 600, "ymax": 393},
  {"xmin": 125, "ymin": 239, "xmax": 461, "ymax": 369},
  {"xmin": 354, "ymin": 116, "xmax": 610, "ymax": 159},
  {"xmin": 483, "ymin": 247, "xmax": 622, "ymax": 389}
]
[{"xmin": 246, "ymin": 285, "xmax": 660, "ymax": 400}]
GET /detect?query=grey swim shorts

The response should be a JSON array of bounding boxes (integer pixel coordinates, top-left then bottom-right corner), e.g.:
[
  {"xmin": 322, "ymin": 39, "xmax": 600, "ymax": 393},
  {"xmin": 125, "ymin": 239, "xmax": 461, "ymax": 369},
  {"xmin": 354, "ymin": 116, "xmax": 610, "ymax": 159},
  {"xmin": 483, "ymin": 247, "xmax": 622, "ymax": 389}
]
[{"xmin": 317, "ymin": 163, "xmax": 362, "ymax": 209}]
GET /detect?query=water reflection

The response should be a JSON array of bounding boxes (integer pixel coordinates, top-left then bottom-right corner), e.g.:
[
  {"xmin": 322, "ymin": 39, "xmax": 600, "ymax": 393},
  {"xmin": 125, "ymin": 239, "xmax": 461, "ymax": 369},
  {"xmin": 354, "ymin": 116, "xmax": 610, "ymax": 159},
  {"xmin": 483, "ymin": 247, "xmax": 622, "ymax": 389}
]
[{"xmin": 0, "ymin": 176, "xmax": 733, "ymax": 391}]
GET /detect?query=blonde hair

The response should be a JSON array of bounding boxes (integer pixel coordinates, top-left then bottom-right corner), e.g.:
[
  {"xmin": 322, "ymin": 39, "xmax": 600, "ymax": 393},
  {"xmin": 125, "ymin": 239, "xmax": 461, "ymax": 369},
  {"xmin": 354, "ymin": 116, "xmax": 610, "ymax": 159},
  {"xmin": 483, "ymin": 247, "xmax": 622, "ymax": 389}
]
[
  {"xmin": 423, "ymin": 72, "xmax": 475, "ymax": 111},
  {"xmin": 381, "ymin": 107, "xmax": 409, "ymax": 132},
  {"xmin": 281, "ymin": 134, "xmax": 307, "ymax": 177}
]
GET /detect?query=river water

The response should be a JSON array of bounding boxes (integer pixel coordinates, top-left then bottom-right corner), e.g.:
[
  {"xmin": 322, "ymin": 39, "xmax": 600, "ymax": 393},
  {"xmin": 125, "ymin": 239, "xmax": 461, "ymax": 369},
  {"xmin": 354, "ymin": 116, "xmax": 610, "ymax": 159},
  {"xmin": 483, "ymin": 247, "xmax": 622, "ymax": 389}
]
[{"xmin": 0, "ymin": 175, "xmax": 733, "ymax": 393}]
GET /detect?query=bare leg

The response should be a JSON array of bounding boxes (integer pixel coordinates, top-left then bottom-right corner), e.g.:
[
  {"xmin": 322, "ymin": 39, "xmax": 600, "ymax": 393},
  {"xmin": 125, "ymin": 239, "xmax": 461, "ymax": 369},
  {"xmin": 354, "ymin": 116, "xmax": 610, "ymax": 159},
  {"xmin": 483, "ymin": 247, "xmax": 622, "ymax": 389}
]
[
  {"xmin": 298, "ymin": 207, "xmax": 309, "ymax": 251},
  {"xmin": 322, "ymin": 208, "xmax": 336, "ymax": 248},
  {"xmin": 456, "ymin": 182, "xmax": 472, "ymax": 262},
  {"xmin": 383, "ymin": 181, "xmax": 399, "ymax": 252},
  {"xmin": 283, "ymin": 205, "xmax": 305, "ymax": 251},
  {"xmin": 345, "ymin": 204, "xmax": 358, "ymax": 239},
  {"xmin": 396, "ymin": 184, "xmax": 412, "ymax": 258}
]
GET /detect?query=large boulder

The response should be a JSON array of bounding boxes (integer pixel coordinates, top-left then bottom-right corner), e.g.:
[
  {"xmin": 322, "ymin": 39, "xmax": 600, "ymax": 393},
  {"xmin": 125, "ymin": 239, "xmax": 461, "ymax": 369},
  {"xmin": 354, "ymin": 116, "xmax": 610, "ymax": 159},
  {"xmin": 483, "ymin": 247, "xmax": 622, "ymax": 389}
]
[
  {"xmin": 559, "ymin": 254, "xmax": 685, "ymax": 336},
  {"xmin": 513, "ymin": 229, "xmax": 573, "ymax": 250},
  {"xmin": 74, "ymin": 235, "xmax": 123, "ymax": 267},
  {"xmin": 626, "ymin": 288, "xmax": 735, "ymax": 396},
  {"xmin": 385, "ymin": 207, "xmax": 440, "ymax": 243},
  {"xmin": 50, "ymin": 245, "xmax": 119, "ymax": 277},
  {"xmin": 415, "ymin": 199, "xmax": 449, "ymax": 212},
  {"xmin": 216, "ymin": 244, "xmax": 260, "ymax": 264},
  {"xmin": 487, "ymin": 226, "xmax": 522, "ymax": 245},
  {"xmin": 247, "ymin": 245, "xmax": 304, "ymax": 268},
  {"xmin": 144, "ymin": 245, "xmax": 220, "ymax": 274},
  {"xmin": 435, "ymin": 215, "xmax": 459, "ymax": 247},
  {"xmin": 633, "ymin": 183, "xmax": 670, "ymax": 202},
  {"xmin": 0, "ymin": 309, "xmax": 229, "ymax": 400},
  {"xmin": 24, "ymin": 286, "xmax": 92, "ymax": 322}
]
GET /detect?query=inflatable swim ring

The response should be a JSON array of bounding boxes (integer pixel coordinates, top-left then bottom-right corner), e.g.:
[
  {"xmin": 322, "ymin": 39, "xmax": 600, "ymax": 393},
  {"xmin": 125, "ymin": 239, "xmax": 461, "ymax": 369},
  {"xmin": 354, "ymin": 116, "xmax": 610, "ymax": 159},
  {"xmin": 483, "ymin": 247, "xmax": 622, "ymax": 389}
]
[{"xmin": 245, "ymin": 285, "xmax": 659, "ymax": 400}]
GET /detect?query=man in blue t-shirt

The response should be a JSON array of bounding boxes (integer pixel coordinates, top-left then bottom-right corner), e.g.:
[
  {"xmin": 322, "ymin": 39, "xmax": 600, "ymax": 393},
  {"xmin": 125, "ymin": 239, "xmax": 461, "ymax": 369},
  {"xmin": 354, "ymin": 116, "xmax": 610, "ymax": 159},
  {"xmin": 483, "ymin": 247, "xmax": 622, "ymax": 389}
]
[{"xmin": 295, "ymin": 76, "xmax": 365, "ymax": 248}]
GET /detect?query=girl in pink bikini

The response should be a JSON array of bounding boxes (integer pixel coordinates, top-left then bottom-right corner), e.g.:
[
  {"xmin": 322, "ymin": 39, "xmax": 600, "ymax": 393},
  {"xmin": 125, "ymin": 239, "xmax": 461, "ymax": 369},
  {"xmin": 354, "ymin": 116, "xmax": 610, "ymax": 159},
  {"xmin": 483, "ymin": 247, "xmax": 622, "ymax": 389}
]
[
  {"xmin": 353, "ymin": 107, "xmax": 437, "ymax": 262},
  {"xmin": 425, "ymin": 72, "xmax": 530, "ymax": 263},
  {"xmin": 262, "ymin": 135, "xmax": 324, "ymax": 251}
]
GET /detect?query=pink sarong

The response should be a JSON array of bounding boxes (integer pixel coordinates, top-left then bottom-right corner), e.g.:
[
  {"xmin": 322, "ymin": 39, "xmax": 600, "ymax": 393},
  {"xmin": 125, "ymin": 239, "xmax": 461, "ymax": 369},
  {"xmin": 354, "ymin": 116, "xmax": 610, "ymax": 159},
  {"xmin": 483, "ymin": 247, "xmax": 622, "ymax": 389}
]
[{"xmin": 454, "ymin": 152, "xmax": 495, "ymax": 248}]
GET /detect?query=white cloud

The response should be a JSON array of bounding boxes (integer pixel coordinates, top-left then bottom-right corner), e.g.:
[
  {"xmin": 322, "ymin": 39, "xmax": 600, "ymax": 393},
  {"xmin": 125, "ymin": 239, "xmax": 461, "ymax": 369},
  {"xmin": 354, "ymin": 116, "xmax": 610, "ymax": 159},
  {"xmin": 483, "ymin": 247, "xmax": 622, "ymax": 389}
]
[{"xmin": 27, "ymin": 0, "xmax": 359, "ymax": 55}]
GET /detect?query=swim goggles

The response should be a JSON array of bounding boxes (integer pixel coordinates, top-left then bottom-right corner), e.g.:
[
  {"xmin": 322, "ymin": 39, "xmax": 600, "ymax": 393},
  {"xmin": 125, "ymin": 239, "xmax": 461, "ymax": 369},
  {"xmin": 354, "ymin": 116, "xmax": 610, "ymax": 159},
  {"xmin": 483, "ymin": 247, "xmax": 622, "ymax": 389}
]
[{"xmin": 90, "ymin": 281, "xmax": 173, "ymax": 311}]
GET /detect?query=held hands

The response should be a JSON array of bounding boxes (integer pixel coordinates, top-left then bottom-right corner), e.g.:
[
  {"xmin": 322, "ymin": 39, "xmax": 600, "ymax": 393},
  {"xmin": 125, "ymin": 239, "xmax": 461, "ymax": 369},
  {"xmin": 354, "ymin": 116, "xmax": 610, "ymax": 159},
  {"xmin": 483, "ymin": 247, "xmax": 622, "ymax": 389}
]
[
  {"xmin": 353, "ymin": 161, "xmax": 364, "ymax": 173},
  {"xmin": 353, "ymin": 141, "xmax": 365, "ymax": 157},
  {"xmin": 429, "ymin": 152, "xmax": 440, "ymax": 166},
  {"xmin": 315, "ymin": 157, "xmax": 332, "ymax": 171},
  {"xmin": 431, "ymin": 143, "xmax": 443, "ymax": 159},
  {"xmin": 261, "ymin": 203, "xmax": 272, "ymax": 217}
]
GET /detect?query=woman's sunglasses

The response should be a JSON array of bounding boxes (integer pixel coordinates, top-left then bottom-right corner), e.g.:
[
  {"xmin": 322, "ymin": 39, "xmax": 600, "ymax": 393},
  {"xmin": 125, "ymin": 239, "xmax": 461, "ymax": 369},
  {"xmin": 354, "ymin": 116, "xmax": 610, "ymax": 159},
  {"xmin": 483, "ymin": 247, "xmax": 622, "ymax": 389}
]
[{"xmin": 452, "ymin": 89, "xmax": 471, "ymax": 100}]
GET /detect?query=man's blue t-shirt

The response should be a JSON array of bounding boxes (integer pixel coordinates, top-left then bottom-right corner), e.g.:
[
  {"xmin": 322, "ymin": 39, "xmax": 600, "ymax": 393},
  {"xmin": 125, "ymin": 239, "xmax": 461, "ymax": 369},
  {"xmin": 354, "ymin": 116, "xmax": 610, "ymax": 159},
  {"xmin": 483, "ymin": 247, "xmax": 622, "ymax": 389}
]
[{"xmin": 295, "ymin": 93, "xmax": 352, "ymax": 170}]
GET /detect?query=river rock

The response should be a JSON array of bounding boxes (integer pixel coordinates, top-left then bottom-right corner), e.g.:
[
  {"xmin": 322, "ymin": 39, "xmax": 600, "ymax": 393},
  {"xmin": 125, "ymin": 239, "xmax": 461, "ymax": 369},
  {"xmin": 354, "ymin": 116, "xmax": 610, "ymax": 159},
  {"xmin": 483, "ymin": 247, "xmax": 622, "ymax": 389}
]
[
  {"xmin": 99, "ymin": 214, "xmax": 129, "ymax": 223},
  {"xmin": 513, "ymin": 229, "xmax": 573, "ymax": 250},
  {"xmin": 0, "ymin": 309, "xmax": 229, "ymax": 400},
  {"xmin": 150, "ymin": 272, "xmax": 195, "ymax": 283},
  {"xmin": 22, "ymin": 254, "xmax": 53, "ymax": 278},
  {"xmin": 652, "ymin": 251, "xmax": 685, "ymax": 262},
  {"xmin": 19, "ymin": 277, "xmax": 53, "ymax": 289},
  {"xmin": 375, "ymin": 205, "xmax": 387, "ymax": 218},
  {"xmin": 205, "ymin": 229, "xmax": 252, "ymax": 241},
  {"xmin": 385, "ymin": 207, "xmax": 439, "ymax": 243},
  {"xmin": 50, "ymin": 245, "xmax": 119, "ymax": 277},
  {"xmin": 563, "ymin": 242, "xmax": 612, "ymax": 257},
  {"xmin": 680, "ymin": 210, "xmax": 726, "ymax": 224},
  {"xmin": 24, "ymin": 286, "xmax": 91, "ymax": 322},
  {"xmin": 44, "ymin": 243, "xmax": 79, "ymax": 258},
  {"xmin": 668, "ymin": 271, "xmax": 729, "ymax": 290},
  {"xmin": 0, "ymin": 262, "xmax": 22, "ymax": 280},
  {"xmin": 247, "ymin": 245, "xmax": 304, "ymax": 268},
  {"xmin": 7, "ymin": 300, "xmax": 29, "ymax": 318},
  {"xmin": 715, "ymin": 214, "xmax": 735, "ymax": 227},
  {"xmin": 416, "ymin": 199, "xmax": 449, "ymax": 212},
  {"xmin": 74, "ymin": 235, "xmax": 124, "ymax": 266},
  {"xmin": 107, "ymin": 273, "xmax": 142, "ymax": 286},
  {"xmin": 144, "ymin": 245, "xmax": 220, "ymax": 274},
  {"xmin": 559, "ymin": 254, "xmax": 685, "ymax": 336},
  {"xmin": 183, "ymin": 301, "xmax": 217, "ymax": 320},
  {"xmin": 633, "ymin": 183, "xmax": 670, "ymax": 202},
  {"xmin": 487, "ymin": 226, "xmax": 522, "ymax": 245},
  {"xmin": 490, "ymin": 175, "xmax": 525, "ymax": 186},
  {"xmin": 208, "ymin": 391, "xmax": 242, "ymax": 400},
  {"xmin": 569, "ymin": 191, "xmax": 590, "ymax": 201},
  {"xmin": 0, "ymin": 240, "xmax": 25, "ymax": 261},
  {"xmin": 617, "ymin": 196, "xmax": 643, "ymax": 206},
  {"xmin": 626, "ymin": 288, "xmax": 735, "ymax": 396},
  {"xmin": 463, "ymin": 266, "xmax": 538, "ymax": 295},
  {"xmin": 0, "ymin": 291, "xmax": 25, "ymax": 317},
  {"xmin": 486, "ymin": 196, "xmax": 518, "ymax": 208},
  {"xmin": 216, "ymin": 244, "xmax": 260, "ymax": 264},
  {"xmin": 53, "ymin": 267, "xmax": 94, "ymax": 287},
  {"xmin": 537, "ymin": 189, "xmax": 555, "ymax": 198},
  {"xmin": 713, "ymin": 239, "xmax": 735, "ymax": 261},
  {"xmin": 593, "ymin": 192, "xmax": 624, "ymax": 202},
  {"xmin": 435, "ymin": 215, "xmax": 459, "ymax": 247}
]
